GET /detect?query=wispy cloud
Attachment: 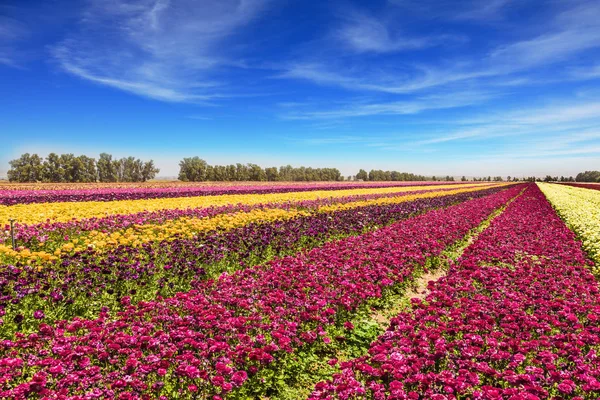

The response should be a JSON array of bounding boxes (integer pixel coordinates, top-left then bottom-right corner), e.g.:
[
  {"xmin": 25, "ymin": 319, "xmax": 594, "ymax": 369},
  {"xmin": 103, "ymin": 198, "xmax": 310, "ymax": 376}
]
[
  {"xmin": 570, "ymin": 64, "xmax": 600, "ymax": 80},
  {"xmin": 452, "ymin": 0, "xmax": 513, "ymax": 21},
  {"xmin": 185, "ymin": 115, "xmax": 213, "ymax": 120},
  {"xmin": 52, "ymin": 0, "xmax": 269, "ymax": 103},
  {"xmin": 405, "ymin": 101, "xmax": 600, "ymax": 147},
  {"xmin": 281, "ymin": 1, "xmax": 600, "ymax": 96},
  {"xmin": 388, "ymin": 0, "xmax": 515, "ymax": 22},
  {"xmin": 334, "ymin": 12, "xmax": 463, "ymax": 54},
  {"xmin": 293, "ymin": 136, "xmax": 368, "ymax": 145},
  {"xmin": 0, "ymin": 15, "xmax": 28, "ymax": 67},
  {"xmin": 282, "ymin": 89, "xmax": 495, "ymax": 119}
]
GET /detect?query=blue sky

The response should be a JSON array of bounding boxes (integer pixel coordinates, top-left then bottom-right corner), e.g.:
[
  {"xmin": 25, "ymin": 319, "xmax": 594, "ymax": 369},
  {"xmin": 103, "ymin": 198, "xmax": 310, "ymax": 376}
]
[{"xmin": 1, "ymin": 0, "xmax": 600, "ymax": 178}]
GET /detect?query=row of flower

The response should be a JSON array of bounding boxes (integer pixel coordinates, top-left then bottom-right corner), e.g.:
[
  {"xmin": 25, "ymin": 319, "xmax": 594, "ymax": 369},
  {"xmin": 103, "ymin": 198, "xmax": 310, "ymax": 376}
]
[
  {"xmin": 0, "ymin": 183, "xmax": 479, "ymax": 227},
  {"xmin": 0, "ymin": 184, "xmax": 499, "ymax": 263},
  {"xmin": 0, "ymin": 181, "xmax": 461, "ymax": 206},
  {"xmin": 0, "ymin": 185, "xmax": 513, "ymax": 338},
  {"xmin": 311, "ymin": 183, "xmax": 600, "ymax": 399},
  {"xmin": 3, "ymin": 185, "xmax": 478, "ymax": 244},
  {"xmin": 539, "ymin": 183, "xmax": 600, "ymax": 275},
  {"xmin": 0, "ymin": 186, "xmax": 522, "ymax": 399},
  {"xmin": 558, "ymin": 182, "xmax": 600, "ymax": 191}
]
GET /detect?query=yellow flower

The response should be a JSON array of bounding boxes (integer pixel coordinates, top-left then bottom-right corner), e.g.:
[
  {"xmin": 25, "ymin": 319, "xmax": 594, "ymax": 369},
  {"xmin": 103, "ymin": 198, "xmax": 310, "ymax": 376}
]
[
  {"xmin": 538, "ymin": 183, "xmax": 600, "ymax": 272},
  {"xmin": 0, "ymin": 183, "xmax": 507, "ymax": 263},
  {"xmin": 2, "ymin": 183, "xmax": 480, "ymax": 226}
]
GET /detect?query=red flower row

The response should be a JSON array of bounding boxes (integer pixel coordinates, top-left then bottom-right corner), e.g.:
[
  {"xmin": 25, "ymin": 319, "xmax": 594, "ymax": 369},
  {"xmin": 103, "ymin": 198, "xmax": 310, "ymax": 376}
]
[{"xmin": 310, "ymin": 184, "xmax": 600, "ymax": 399}]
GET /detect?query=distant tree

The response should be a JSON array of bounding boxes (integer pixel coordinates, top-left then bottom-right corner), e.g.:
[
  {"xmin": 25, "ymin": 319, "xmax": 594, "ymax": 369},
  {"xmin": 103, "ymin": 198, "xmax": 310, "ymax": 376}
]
[
  {"xmin": 78, "ymin": 155, "xmax": 97, "ymax": 182},
  {"xmin": 247, "ymin": 164, "xmax": 267, "ymax": 181},
  {"xmin": 356, "ymin": 169, "xmax": 368, "ymax": 181},
  {"xmin": 178, "ymin": 157, "xmax": 209, "ymax": 181},
  {"xmin": 265, "ymin": 167, "xmax": 279, "ymax": 181},
  {"xmin": 97, "ymin": 153, "xmax": 118, "ymax": 182},
  {"xmin": 7, "ymin": 153, "xmax": 44, "ymax": 182},
  {"xmin": 576, "ymin": 171, "xmax": 600, "ymax": 182},
  {"xmin": 141, "ymin": 160, "xmax": 159, "ymax": 182},
  {"xmin": 43, "ymin": 153, "xmax": 64, "ymax": 182}
]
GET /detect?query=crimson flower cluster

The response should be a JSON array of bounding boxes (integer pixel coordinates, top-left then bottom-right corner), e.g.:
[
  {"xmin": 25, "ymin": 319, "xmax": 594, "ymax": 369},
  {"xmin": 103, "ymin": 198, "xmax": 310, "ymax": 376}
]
[
  {"xmin": 310, "ymin": 184, "xmax": 600, "ymax": 399},
  {"xmin": 0, "ymin": 186, "xmax": 521, "ymax": 398}
]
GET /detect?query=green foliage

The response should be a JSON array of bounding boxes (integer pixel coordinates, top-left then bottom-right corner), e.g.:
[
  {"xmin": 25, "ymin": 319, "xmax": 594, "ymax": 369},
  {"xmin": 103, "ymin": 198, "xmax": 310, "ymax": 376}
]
[
  {"xmin": 7, "ymin": 153, "xmax": 44, "ymax": 182},
  {"xmin": 575, "ymin": 170, "xmax": 600, "ymax": 182},
  {"xmin": 355, "ymin": 169, "xmax": 368, "ymax": 181},
  {"xmin": 364, "ymin": 169, "xmax": 429, "ymax": 181},
  {"xmin": 7, "ymin": 153, "xmax": 159, "ymax": 182},
  {"xmin": 177, "ymin": 158, "xmax": 343, "ymax": 182}
]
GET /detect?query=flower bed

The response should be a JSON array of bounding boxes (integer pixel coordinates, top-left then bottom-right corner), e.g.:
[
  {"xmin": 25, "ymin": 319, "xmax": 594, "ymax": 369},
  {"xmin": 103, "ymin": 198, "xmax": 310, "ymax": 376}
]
[
  {"xmin": 311, "ymin": 184, "xmax": 600, "ymax": 399},
  {"xmin": 0, "ymin": 182, "xmax": 463, "ymax": 206},
  {"xmin": 0, "ymin": 184, "xmax": 500, "ymax": 262},
  {"xmin": 0, "ymin": 185, "xmax": 516, "ymax": 338},
  {"xmin": 0, "ymin": 185, "xmax": 521, "ymax": 399},
  {"xmin": 539, "ymin": 183, "xmax": 600, "ymax": 273}
]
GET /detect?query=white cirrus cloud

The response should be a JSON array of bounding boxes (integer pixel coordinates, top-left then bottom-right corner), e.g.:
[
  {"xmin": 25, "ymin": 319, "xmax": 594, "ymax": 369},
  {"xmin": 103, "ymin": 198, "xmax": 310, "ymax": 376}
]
[
  {"xmin": 281, "ymin": 1, "xmax": 600, "ymax": 95},
  {"xmin": 51, "ymin": 0, "xmax": 270, "ymax": 103},
  {"xmin": 0, "ymin": 15, "xmax": 29, "ymax": 67}
]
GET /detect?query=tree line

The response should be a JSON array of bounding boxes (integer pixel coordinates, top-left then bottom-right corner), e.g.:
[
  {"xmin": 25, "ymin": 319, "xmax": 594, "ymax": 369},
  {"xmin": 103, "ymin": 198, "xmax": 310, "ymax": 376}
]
[
  {"xmin": 177, "ymin": 158, "xmax": 448, "ymax": 182},
  {"xmin": 178, "ymin": 157, "xmax": 343, "ymax": 182},
  {"xmin": 575, "ymin": 171, "xmax": 600, "ymax": 182},
  {"xmin": 354, "ymin": 169, "xmax": 431, "ymax": 181},
  {"xmin": 7, "ymin": 153, "xmax": 598, "ymax": 183},
  {"xmin": 7, "ymin": 153, "xmax": 159, "ymax": 183}
]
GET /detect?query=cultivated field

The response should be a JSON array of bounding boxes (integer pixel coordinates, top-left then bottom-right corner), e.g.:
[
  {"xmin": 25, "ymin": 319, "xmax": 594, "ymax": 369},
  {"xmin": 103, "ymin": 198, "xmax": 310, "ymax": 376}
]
[{"xmin": 0, "ymin": 181, "xmax": 599, "ymax": 399}]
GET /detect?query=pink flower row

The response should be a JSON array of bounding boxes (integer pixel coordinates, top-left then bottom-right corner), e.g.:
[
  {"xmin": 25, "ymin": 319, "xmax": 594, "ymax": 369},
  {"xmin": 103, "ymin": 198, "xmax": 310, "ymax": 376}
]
[
  {"xmin": 0, "ymin": 186, "xmax": 522, "ymax": 399},
  {"xmin": 310, "ymin": 184, "xmax": 600, "ymax": 399},
  {"xmin": 0, "ymin": 182, "xmax": 458, "ymax": 206}
]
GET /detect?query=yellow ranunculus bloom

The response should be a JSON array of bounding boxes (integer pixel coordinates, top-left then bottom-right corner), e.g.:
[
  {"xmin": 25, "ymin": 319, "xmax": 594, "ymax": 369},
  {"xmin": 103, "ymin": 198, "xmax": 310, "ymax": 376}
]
[
  {"xmin": 1, "ymin": 183, "xmax": 479, "ymax": 226},
  {"xmin": 538, "ymin": 183, "xmax": 600, "ymax": 274},
  {"xmin": 0, "ymin": 184, "xmax": 507, "ymax": 263}
]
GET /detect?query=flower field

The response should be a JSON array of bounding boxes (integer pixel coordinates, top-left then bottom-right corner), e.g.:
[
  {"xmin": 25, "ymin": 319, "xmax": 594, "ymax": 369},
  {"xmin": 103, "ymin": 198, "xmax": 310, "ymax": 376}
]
[
  {"xmin": 0, "ymin": 182, "xmax": 463, "ymax": 206},
  {"xmin": 311, "ymin": 184, "xmax": 600, "ymax": 399},
  {"xmin": 0, "ymin": 183, "xmax": 498, "ymax": 262},
  {"xmin": 0, "ymin": 181, "xmax": 598, "ymax": 399},
  {"xmin": 539, "ymin": 183, "xmax": 600, "ymax": 274}
]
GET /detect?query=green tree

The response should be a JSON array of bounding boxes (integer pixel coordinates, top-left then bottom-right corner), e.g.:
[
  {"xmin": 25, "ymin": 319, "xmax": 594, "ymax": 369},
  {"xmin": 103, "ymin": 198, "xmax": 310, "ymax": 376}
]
[
  {"xmin": 576, "ymin": 171, "xmax": 600, "ymax": 182},
  {"xmin": 97, "ymin": 153, "xmax": 118, "ymax": 182},
  {"xmin": 141, "ymin": 160, "xmax": 159, "ymax": 182},
  {"xmin": 265, "ymin": 167, "xmax": 279, "ymax": 181},
  {"xmin": 43, "ymin": 153, "xmax": 65, "ymax": 182},
  {"xmin": 178, "ymin": 157, "xmax": 209, "ymax": 181},
  {"xmin": 356, "ymin": 169, "xmax": 368, "ymax": 181},
  {"xmin": 7, "ymin": 153, "xmax": 44, "ymax": 182}
]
